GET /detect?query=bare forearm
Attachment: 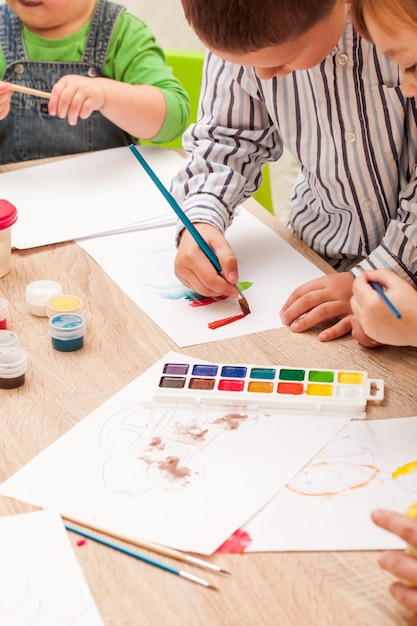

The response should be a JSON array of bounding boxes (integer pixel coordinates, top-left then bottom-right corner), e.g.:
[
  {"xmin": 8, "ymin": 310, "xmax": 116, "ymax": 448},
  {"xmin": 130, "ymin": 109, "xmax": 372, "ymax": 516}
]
[{"xmin": 97, "ymin": 79, "xmax": 167, "ymax": 139}]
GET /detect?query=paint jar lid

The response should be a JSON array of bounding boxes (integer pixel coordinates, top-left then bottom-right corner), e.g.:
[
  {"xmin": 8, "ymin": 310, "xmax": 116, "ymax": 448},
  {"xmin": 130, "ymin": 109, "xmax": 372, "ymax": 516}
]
[
  {"xmin": 0, "ymin": 296, "xmax": 9, "ymax": 318},
  {"xmin": 26, "ymin": 280, "xmax": 63, "ymax": 307},
  {"xmin": 0, "ymin": 200, "xmax": 17, "ymax": 230},
  {"xmin": 48, "ymin": 313, "xmax": 86, "ymax": 340},
  {"xmin": 0, "ymin": 347, "xmax": 27, "ymax": 378},
  {"xmin": 0, "ymin": 330, "xmax": 19, "ymax": 347},
  {"xmin": 47, "ymin": 294, "xmax": 82, "ymax": 317}
]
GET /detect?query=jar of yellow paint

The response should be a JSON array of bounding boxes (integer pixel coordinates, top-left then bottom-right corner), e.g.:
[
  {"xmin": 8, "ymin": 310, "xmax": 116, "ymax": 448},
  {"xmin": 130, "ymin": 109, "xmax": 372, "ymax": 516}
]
[{"xmin": 47, "ymin": 294, "xmax": 82, "ymax": 318}]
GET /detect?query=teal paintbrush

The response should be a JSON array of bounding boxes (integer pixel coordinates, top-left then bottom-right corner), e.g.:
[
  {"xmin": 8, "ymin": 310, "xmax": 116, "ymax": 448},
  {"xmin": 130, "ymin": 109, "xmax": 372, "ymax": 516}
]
[
  {"xmin": 129, "ymin": 144, "xmax": 250, "ymax": 315},
  {"xmin": 65, "ymin": 523, "xmax": 218, "ymax": 590}
]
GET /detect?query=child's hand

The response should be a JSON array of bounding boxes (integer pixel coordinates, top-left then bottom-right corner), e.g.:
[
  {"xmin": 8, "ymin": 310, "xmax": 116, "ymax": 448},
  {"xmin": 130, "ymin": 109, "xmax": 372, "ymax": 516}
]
[
  {"xmin": 48, "ymin": 75, "xmax": 107, "ymax": 126},
  {"xmin": 279, "ymin": 272, "xmax": 354, "ymax": 341},
  {"xmin": 372, "ymin": 509, "xmax": 417, "ymax": 618},
  {"xmin": 174, "ymin": 223, "xmax": 240, "ymax": 300},
  {"xmin": 351, "ymin": 269, "xmax": 417, "ymax": 347},
  {"xmin": 0, "ymin": 81, "xmax": 13, "ymax": 120}
]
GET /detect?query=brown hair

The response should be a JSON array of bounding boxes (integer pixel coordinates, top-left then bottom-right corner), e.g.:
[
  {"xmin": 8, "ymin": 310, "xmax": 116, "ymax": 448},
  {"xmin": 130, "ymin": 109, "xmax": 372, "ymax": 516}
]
[
  {"xmin": 351, "ymin": 0, "xmax": 417, "ymax": 40},
  {"xmin": 181, "ymin": 0, "xmax": 337, "ymax": 53}
]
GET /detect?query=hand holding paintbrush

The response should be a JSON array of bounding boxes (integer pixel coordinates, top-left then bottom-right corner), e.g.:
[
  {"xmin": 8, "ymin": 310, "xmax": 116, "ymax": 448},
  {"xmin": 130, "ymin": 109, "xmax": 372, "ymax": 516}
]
[
  {"xmin": 349, "ymin": 268, "xmax": 417, "ymax": 348},
  {"xmin": 129, "ymin": 144, "xmax": 250, "ymax": 315},
  {"xmin": 0, "ymin": 81, "xmax": 52, "ymax": 121},
  {"xmin": 7, "ymin": 82, "xmax": 52, "ymax": 99}
]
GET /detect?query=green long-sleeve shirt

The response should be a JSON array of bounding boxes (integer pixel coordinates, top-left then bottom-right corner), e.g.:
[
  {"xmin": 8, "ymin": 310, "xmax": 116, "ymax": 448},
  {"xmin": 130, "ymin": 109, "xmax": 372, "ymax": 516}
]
[{"xmin": 0, "ymin": 10, "xmax": 190, "ymax": 143}]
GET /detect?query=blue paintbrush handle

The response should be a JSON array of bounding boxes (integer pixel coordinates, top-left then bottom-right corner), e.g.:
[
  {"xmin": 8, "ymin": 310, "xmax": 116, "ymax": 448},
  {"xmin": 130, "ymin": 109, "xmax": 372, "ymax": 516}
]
[
  {"xmin": 65, "ymin": 523, "xmax": 216, "ymax": 588},
  {"xmin": 65, "ymin": 524, "xmax": 180, "ymax": 574},
  {"xmin": 369, "ymin": 281, "xmax": 402, "ymax": 319},
  {"xmin": 129, "ymin": 144, "xmax": 222, "ymax": 273}
]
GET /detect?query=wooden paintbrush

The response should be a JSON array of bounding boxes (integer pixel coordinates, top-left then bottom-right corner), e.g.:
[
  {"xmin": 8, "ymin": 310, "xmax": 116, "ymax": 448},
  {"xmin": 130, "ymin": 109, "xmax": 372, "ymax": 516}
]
[
  {"xmin": 129, "ymin": 144, "xmax": 250, "ymax": 315},
  {"xmin": 7, "ymin": 83, "xmax": 52, "ymax": 99},
  {"xmin": 65, "ymin": 523, "xmax": 219, "ymax": 589},
  {"xmin": 63, "ymin": 514, "xmax": 230, "ymax": 575}
]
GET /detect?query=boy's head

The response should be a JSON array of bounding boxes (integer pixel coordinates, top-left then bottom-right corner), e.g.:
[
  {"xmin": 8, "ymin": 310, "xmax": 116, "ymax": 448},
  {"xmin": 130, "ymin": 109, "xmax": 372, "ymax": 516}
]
[
  {"xmin": 181, "ymin": 0, "xmax": 338, "ymax": 54},
  {"xmin": 181, "ymin": 0, "xmax": 349, "ymax": 78},
  {"xmin": 351, "ymin": 0, "xmax": 417, "ymax": 99},
  {"xmin": 351, "ymin": 0, "xmax": 417, "ymax": 41}
]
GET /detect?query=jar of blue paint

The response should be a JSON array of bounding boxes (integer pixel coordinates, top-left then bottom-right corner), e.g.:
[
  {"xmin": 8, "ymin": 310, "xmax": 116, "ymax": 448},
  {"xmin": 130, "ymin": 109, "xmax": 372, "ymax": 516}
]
[{"xmin": 48, "ymin": 313, "xmax": 86, "ymax": 352}]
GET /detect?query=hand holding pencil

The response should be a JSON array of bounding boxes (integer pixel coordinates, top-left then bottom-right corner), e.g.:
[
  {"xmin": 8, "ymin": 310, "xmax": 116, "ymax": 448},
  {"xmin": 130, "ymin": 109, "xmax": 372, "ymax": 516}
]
[{"xmin": 351, "ymin": 269, "xmax": 417, "ymax": 348}]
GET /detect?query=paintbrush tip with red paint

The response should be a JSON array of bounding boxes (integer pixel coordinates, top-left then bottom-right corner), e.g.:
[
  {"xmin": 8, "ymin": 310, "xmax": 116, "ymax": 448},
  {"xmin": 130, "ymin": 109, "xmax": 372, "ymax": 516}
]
[
  {"xmin": 237, "ymin": 294, "xmax": 250, "ymax": 315},
  {"xmin": 235, "ymin": 286, "xmax": 250, "ymax": 315}
]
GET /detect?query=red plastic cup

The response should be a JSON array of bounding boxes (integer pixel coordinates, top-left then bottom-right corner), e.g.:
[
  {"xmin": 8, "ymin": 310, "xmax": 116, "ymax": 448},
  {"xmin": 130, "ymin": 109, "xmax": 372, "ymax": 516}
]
[{"xmin": 0, "ymin": 200, "xmax": 18, "ymax": 278}]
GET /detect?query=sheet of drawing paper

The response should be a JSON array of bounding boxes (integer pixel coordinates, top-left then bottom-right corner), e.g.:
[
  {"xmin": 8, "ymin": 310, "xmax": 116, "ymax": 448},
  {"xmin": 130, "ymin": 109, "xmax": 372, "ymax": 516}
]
[
  {"xmin": 8, "ymin": 145, "xmax": 182, "ymax": 249},
  {"xmin": 231, "ymin": 417, "xmax": 417, "ymax": 552},
  {"xmin": 0, "ymin": 509, "xmax": 104, "ymax": 626},
  {"xmin": 0, "ymin": 352, "xmax": 350, "ymax": 555},
  {"xmin": 78, "ymin": 208, "xmax": 324, "ymax": 346}
]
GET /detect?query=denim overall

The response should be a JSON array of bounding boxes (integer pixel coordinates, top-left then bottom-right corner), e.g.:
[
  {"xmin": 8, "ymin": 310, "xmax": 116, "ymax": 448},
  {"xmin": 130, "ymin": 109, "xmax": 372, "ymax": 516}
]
[{"xmin": 0, "ymin": 0, "xmax": 133, "ymax": 163}]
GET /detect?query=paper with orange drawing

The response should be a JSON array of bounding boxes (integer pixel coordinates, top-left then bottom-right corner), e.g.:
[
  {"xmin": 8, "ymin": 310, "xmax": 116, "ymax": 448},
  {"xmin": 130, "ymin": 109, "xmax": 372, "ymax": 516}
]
[
  {"xmin": 77, "ymin": 208, "xmax": 323, "ymax": 347},
  {"xmin": 0, "ymin": 352, "xmax": 350, "ymax": 555},
  {"xmin": 219, "ymin": 416, "xmax": 417, "ymax": 552}
]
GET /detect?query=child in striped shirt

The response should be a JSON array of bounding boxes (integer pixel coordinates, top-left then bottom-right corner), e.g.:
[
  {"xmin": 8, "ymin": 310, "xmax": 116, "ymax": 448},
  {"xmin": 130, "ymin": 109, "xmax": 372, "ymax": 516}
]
[
  {"xmin": 172, "ymin": 0, "xmax": 417, "ymax": 343},
  {"xmin": 349, "ymin": 0, "xmax": 417, "ymax": 349}
]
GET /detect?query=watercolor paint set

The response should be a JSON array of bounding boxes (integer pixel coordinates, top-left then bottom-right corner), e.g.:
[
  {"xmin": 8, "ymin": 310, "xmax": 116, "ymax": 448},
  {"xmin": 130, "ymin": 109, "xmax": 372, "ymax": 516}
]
[{"xmin": 153, "ymin": 359, "xmax": 384, "ymax": 416}]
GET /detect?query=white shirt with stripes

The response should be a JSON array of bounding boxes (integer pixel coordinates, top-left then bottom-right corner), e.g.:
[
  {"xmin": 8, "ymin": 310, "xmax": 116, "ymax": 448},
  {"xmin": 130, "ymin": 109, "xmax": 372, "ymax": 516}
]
[{"xmin": 171, "ymin": 16, "xmax": 417, "ymax": 283}]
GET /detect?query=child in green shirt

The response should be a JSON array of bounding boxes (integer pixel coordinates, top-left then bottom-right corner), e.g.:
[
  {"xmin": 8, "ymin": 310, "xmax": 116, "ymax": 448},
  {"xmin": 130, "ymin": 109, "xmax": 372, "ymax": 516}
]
[{"xmin": 0, "ymin": 0, "xmax": 190, "ymax": 163}]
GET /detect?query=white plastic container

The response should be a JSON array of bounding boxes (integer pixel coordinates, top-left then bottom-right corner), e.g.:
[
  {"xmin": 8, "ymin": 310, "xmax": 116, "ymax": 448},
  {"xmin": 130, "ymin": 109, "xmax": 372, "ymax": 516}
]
[
  {"xmin": 0, "ymin": 330, "xmax": 19, "ymax": 347},
  {"xmin": 0, "ymin": 346, "xmax": 28, "ymax": 389},
  {"xmin": 26, "ymin": 280, "xmax": 63, "ymax": 317}
]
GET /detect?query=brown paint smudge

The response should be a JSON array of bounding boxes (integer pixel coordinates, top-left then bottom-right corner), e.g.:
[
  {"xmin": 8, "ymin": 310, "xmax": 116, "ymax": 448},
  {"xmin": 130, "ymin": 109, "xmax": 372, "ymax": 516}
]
[
  {"xmin": 213, "ymin": 412, "xmax": 249, "ymax": 430},
  {"xmin": 158, "ymin": 456, "xmax": 191, "ymax": 480}
]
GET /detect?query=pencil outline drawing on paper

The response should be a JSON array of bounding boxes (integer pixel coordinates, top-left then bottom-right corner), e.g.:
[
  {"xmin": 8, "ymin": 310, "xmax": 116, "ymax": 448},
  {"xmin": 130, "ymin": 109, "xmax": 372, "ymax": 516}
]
[
  {"xmin": 285, "ymin": 436, "xmax": 417, "ymax": 508},
  {"xmin": 99, "ymin": 403, "xmax": 258, "ymax": 497},
  {"xmin": 0, "ymin": 556, "xmax": 88, "ymax": 625}
]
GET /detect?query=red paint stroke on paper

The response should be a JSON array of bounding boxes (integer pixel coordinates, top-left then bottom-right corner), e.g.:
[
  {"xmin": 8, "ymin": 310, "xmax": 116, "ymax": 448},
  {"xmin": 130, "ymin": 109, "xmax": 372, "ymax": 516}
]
[
  {"xmin": 190, "ymin": 295, "xmax": 227, "ymax": 307},
  {"xmin": 208, "ymin": 313, "xmax": 247, "ymax": 329},
  {"xmin": 215, "ymin": 528, "xmax": 253, "ymax": 553}
]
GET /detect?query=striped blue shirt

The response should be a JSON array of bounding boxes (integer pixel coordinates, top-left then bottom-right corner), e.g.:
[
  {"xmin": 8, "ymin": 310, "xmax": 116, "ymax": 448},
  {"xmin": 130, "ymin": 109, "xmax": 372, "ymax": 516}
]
[{"xmin": 171, "ymin": 16, "xmax": 417, "ymax": 283}]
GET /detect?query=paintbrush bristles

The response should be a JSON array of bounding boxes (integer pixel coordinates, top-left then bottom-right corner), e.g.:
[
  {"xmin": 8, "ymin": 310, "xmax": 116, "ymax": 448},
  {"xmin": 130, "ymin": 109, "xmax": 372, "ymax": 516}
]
[{"xmin": 238, "ymin": 295, "xmax": 250, "ymax": 316}]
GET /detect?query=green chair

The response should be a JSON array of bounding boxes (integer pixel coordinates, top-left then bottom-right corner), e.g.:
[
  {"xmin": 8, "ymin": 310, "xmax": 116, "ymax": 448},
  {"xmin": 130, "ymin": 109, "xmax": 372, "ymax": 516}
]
[{"xmin": 147, "ymin": 48, "xmax": 274, "ymax": 214}]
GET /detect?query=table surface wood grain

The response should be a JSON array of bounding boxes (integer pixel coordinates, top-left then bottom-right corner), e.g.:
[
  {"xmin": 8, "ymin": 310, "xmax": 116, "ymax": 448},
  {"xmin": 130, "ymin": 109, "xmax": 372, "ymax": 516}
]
[{"xmin": 1, "ymin": 154, "xmax": 416, "ymax": 626}]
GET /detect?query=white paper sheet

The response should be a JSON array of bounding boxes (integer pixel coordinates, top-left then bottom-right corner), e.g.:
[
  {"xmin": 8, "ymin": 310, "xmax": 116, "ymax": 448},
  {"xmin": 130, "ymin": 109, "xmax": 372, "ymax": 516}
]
[
  {"xmin": 0, "ymin": 352, "xmax": 350, "ymax": 555},
  {"xmin": 231, "ymin": 417, "xmax": 417, "ymax": 552},
  {"xmin": 8, "ymin": 146, "xmax": 183, "ymax": 249},
  {"xmin": 0, "ymin": 509, "xmax": 104, "ymax": 626},
  {"xmin": 78, "ymin": 208, "xmax": 324, "ymax": 346}
]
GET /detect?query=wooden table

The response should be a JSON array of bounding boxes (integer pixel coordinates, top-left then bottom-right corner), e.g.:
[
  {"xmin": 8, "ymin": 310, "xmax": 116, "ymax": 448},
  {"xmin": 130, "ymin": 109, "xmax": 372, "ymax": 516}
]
[{"xmin": 1, "ymin": 165, "xmax": 417, "ymax": 625}]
